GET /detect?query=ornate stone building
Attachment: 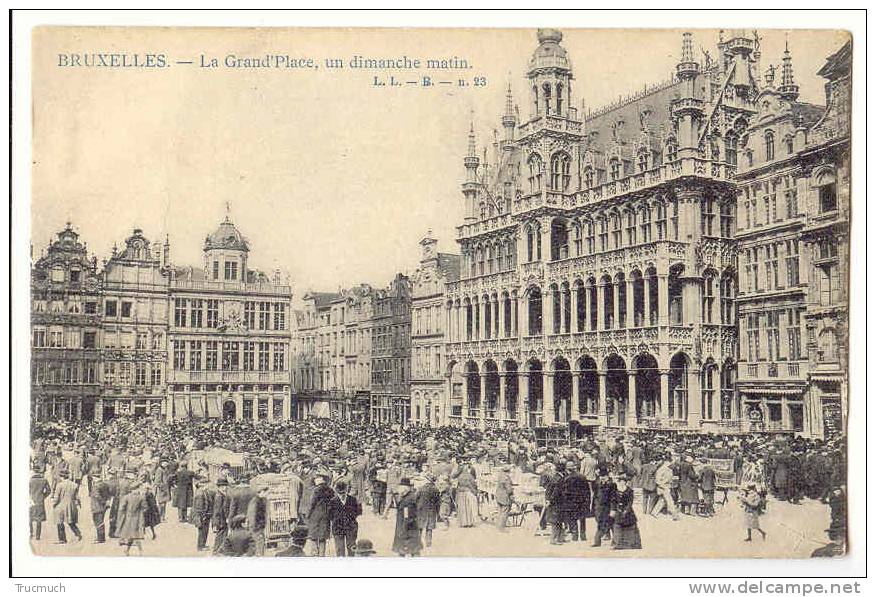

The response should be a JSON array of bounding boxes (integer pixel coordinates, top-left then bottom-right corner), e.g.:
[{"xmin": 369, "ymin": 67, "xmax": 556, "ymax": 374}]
[
  {"xmin": 100, "ymin": 229, "xmax": 170, "ymax": 420},
  {"xmin": 166, "ymin": 216, "xmax": 293, "ymax": 421},
  {"xmin": 370, "ymin": 273, "xmax": 412, "ymax": 424},
  {"xmin": 410, "ymin": 231, "xmax": 460, "ymax": 426},
  {"xmin": 445, "ymin": 28, "xmax": 756, "ymax": 432},
  {"xmin": 31, "ymin": 224, "xmax": 103, "ymax": 421}
]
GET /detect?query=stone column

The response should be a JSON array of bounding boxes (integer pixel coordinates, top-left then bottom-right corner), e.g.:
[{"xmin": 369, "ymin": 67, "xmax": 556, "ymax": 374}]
[
  {"xmin": 498, "ymin": 372, "xmax": 507, "ymax": 420},
  {"xmin": 518, "ymin": 372, "xmax": 529, "ymax": 426},
  {"xmin": 597, "ymin": 372, "xmax": 608, "ymax": 426},
  {"xmin": 494, "ymin": 296, "xmax": 501, "ymax": 338},
  {"xmin": 688, "ymin": 367, "xmax": 702, "ymax": 428},
  {"xmin": 626, "ymin": 278, "xmax": 636, "ymax": 328},
  {"xmin": 478, "ymin": 372, "xmax": 487, "ymax": 430},
  {"xmin": 521, "ymin": 293, "xmax": 530, "ymax": 336},
  {"xmin": 571, "ymin": 369, "xmax": 581, "ymax": 419},
  {"xmin": 544, "ymin": 288, "xmax": 554, "ymax": 336},
  {"xmin": 570, "ymin": 285, "xmax": 579, "ymax": 332},
  {"xmin": 512, "ymin": 294, "xmax": 519, "ymax": 337},
  {"xmin": 660, "ymin": 370, "xmax": 670, "ymax": 420},
  {"xmin": 585, "ymin": 284, "xmax": 593, "ymax": 331},
  {"xmin": 498, "ymin": 296, "xmax": 506, "ymax": 339},
  {"xmin": 612, "ymin": 283, "xmax": 620, "ymax": 330},
  {"xmin": 284, "ymin": 394, "xmax": 291, "ymax": 420},
  {"xmin": 267, "ymin": 395, "xmax": 274, "ymax": 420},
  {"xmin": 544, "ymin": 371, "xmax": 555, "ymax": 425},
  {"xmin": 559, "ymin": 289, "xmax": 567, "ymax": 333},
  {"xmin": 658, "ymin": 274, "xmax": 669, "ymax": 327},
  {"xmin": 644, "ymin": 274, "xmax": 654, "ymax": 326},
  {"xmin": 627, "ymin": 371, "xmax": 637, "ymax": 429},
  {"xmin": 235, "ymin": 394, "xmax": 243, "ymax": 421},
  {"xmin": 597, "ymin": 284, "xmax": 606, "ymax": 331}
]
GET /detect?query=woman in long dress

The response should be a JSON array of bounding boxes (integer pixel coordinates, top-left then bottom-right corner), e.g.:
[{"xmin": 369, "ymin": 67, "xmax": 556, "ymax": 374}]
[
  {"xmin": 454, "ymin": 463, "xmax": 479, "ymax": 528},
  {"xmin": 610, "ymin": 474, "xmax": 641, "ymax": 550},
  {"xmin": 740, "ymin": 485, "xmax": 767, "ymax": 542}
]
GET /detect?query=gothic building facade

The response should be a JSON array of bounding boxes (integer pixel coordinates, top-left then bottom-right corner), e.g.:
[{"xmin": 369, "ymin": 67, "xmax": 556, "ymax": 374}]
[
  {"xmin": 443, "ymin": 29, "xmax": 850, "ymax": 438},
  {"xmin": 370, "ymin": 273, "xmax": 413, "ymax": 424}
]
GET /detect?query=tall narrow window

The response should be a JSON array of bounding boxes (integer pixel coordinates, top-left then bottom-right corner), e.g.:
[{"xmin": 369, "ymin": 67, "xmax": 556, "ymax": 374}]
[
  {"xmin": 550, "ymin": 153, "xmax": 571, "ymax": 191},
  {"xmin": 528, "ymin": 155, "xmax": 543, "ymax": 193},
  {"xmin": 785, "ymin": 240, "xmax": 799, "ymax": 287},
  {"xmin": 639, "ymin": 206, "xmax": 652, "ymax": 243},
  {"xmin": 787, "ymin": 308, "xmax": 802, "ymax": 361},
  {"xmin": 725, "ymin": 134, "xmax": 738, "ymax": 166},
  {"xmin": 173, "ymin": 298, "xmax": 187, "ymax": 327},
  {"xmin": 765, "ymin": 131, "xmax": 775, "ymax": 161},
  {"xmin": 206, "ymin": 299, "xmax": 219, "ymax": 328}
]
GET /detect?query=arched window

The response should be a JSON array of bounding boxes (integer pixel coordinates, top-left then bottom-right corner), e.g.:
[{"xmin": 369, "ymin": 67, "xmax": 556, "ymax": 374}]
[
  {"xmin": 528, "ymin": 287, "xmax": 543, "ymax": 336},
  {"xmin": 526, "ymin": 226, "xmax": 535, "ymax": 262},
  {"xmin": 702, "ymin": 272, "xmax": 716, "ymax": 323},
  {"xmin": 710, "ymin": 136, "xmax": 721, "ymax": 161},
  {"xmin": 625, "ymin": 210, "xmax": 637, "ymax": 246},
  {"xmin": 639, "ymin": 205, "xmax": 652, "ymax": 243},
  {"xmin": 573, "ymin": 223, "xmax": 583, "ymax": 256},
  {"xmin": 765, "ymin": 131, "xmax": 775, "ymax": 161},
  {"xmin": 506, "ymin": 239, "xmax": 516, "ymax": 269},
  {"xmin": 611, "ymin": 212, "xmax": 623, "ymax": 249},
  {"xmin": 637, "ymin": 149, "xmax": 648, "ymax": 172},
  {"xmin": 527, "ymin": 154, "xmax": 544, "ymax": 193},
  {"xmin": 597, "ymin": 217, "xmax": 608, "ymax": 252},
  {"xmin": 725, "ymin": 134, "xmax": 738, "ymax": 166},
  {"xmin": 583, "ymin": 166, "xmax": 595, "ymax": 188},
  {"xmin": 701, "ymin": 363, "xmax": 717, "ymax": 420},
  {"xmin": 532, "ymin": 85, "xmax": 539, "ymax": 116},
  {"xmin": 542, "ymin": 83, "xmax": 552, "ymax": 115},
  {"xmin": 784, "ymin": 135, "xmax": 794, "ymax": 155},
  {"xmin": 585, "ymin": 220, "xmax": 595, "ymax": 254},
  {"xmin": 556, "ymin": 83, "xmax": 564, "ymax": 115},
  {"xmin": 550, "ymin": 152, "xmax": 572, "ymax": 191}
]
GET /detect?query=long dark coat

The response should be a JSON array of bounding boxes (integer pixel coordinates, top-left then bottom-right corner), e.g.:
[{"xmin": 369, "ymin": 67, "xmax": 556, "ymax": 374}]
[
  {"xmin": 307, "ymin": 484, "xmax": 335, "ymax": 541},
  {"xmin": 556, "ymin": 472, "xmax": 592, "ymax": 519},
  {"xmin": 415, "ymin": 482, "xmax": 440, "ymax": 530},
  {"xmin": 172, "ymin": 468, "xmax": 195, "ymax": 509},
  {"xmin": 29, "ymin": 474, "xmax": 50, "ymax": 522},
  {"xmin": 191, "ymin": 488, "xmax": 213, "ymax": 528},
  {"xmin": 392, "ymin": 489, "xmax": 422, "ymax": 556},
  {"xmin": 678, "ymin": 462, "xmax": 700, "ymax": 505},
  {"xmin": 592, "ymin": 478, "xmax": 617, "ymax": 529},
  {"xmin": 116, "ymin": 490, "xmax": 146, "ymax": 541}
]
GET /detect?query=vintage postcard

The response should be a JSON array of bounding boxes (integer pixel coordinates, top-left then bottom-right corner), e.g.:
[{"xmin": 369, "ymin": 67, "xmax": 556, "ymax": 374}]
[{"xmin": 26, "ymin": 24, "xmax": 852, "ymax": 562}]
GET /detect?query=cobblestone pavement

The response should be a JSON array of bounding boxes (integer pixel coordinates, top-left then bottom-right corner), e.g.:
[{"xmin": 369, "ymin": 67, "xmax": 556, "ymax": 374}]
[{"xmin": 31, "ymin": 489, "xmax": 834, "ymax": 559}]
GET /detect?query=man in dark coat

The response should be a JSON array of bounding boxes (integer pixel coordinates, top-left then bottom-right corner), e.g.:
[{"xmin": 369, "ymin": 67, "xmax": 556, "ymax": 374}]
[
  {"xmin": 172, "ymin": 462, "xmax": 196, "ymax": 523},
  {"xmin": 211, "ymin": 478, "xmax": 231, "ymax": 555},
  {"xmin": 329, "ymin": 480, "xmax": 362, "ymax": 557},
  {"xmin": 415, "ymin": 475, "xmax": 440, "ymax": 548},
  {"xmin": 191, "ymin": 477, "xmax": 213, "ymax": 551},
  {"xmin": 559, "ymin": 459, "xmax": 591, "ymax": 542},
  {"xmin": 228, "ymin": 480, "xmax": 256, "ymax": 526},
  {"xmin": 246, "ymin": 485, "xmax": 269, "ymax": 556},
  {"xmin": 591, "ymin": 466, "xmax": 616, "ymax": 547},
  {"xmin": 307, "ymin": 475, "xmax": 335, "ymax": 556},
  {"xmin": 392, "ymin": 478, "xmax": 422, "ymax": 556},
  {"xmin": 89, "ymin": 472, "xmax": 112, "ymax": 543},
  {"xmin": 29, "ymin": 470, "xmax": 51, "ymax": 540},
  {"xmin": 218, "ymin": 514, "xmax": 255, "ymax": 556},
  {"xmin": 699, "ymin": 458, "xmax": 717, "ymax": 516},
  {"xmin": 639, "ymin": 457, "xmax": 659, "ymax": 515}
]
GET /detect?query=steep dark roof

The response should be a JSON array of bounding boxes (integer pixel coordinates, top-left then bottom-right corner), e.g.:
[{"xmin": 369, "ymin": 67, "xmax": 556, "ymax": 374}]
[
  {"xmin": 792, "ymin": 102, "xmax": 826, "ymax": 129},
  {"xmin": 817, "ymin": 40, "xmax": 852, "ymax": 80}
]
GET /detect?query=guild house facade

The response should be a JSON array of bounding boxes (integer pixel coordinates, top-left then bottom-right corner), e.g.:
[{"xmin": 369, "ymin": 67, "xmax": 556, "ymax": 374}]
[
  {"xmin": 443, "ymin": 29, "xmax": 850, "ymax": 438},
  {"xmin": 31, "ymin": 216, "xmax": 294, "ymax": 422}
]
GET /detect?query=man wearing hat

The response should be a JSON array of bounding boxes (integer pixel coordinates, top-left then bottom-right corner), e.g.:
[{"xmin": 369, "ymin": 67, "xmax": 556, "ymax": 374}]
[
  {"xmin": 494, "ymin": 465, "xmax": 514, "ymax": 533},
  {"xmin": 352, "ymin": 538, "xmax": 376, "ymax": 557},
  {"xmin": 329, "ymin": 480, "xmax": 362, "ymax": 557},
  {"xmin": 211, "ymin": 478, "xmax": 231, "ymax": 555},
  {"xmin": 306, "ymin": 473, "xmax": 335, "ymax": 556},
  {"xmin": 51, "ymin": 468, "xmax": 82, "ymax": 544},
  {"xmin": 590, "ymin": 465, "xmax": 615, "ymax": 547},
  {"xmin": 392, "ymin": 478, "xmax": 422, "ymax": 557},
  {"xmin": 191, "ymin": 477, "xmax": 213, "ymax": 551},
  {"xmin": 276, "ymin": 525, "xmax": 309, "ymax": 557},
  {"xmin": 89, "ymin": 470, "xmax": 112, "ymax": 543}
]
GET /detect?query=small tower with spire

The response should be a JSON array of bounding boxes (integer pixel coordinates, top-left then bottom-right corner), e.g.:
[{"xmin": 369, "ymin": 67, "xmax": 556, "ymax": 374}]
[
  {"xmin": 673, "ymin": 32, "xmax": 705, "ymax": 156},
  {"xmin": 501, "ymin": 81, "xmax": 517, "ymax": 149},
  {"xmin": 778, "ymin": 39, "xmax": 800, "ymax": 101},
  {"xmin": 462, "ymin": 119, "xmax": 481, "ymax": 222}
]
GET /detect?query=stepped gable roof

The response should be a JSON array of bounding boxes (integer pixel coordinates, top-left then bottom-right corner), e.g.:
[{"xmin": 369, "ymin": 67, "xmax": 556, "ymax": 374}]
[{"xmin": 204, "ymin": 216, "xmax": 250, "ymax": 252}]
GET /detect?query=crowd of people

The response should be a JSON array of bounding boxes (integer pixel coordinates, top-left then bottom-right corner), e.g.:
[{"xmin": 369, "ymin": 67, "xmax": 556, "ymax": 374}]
[{"xmin": 29, "ymin": 416, "xmax": 848, "ymax": 557}]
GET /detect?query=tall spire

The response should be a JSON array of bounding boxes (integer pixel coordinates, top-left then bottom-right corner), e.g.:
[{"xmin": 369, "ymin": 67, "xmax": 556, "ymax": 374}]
[
  {"xmin": 676, "ymin": 31, "xmax": 700, "ymax": 80},
  {"xmin": 501, "ymin": 80, "xmax": 517, "ymax": 147},
  {"xmin": 682, "ymin": 31, "xmax": 694, "ymax": 63},
  {"xmin": 467, "ymin": 118, "xmax": 477, "ymax": 159},
  {"xmin": 778, "ymin": 37, "xmax": 800, "ymax": 100}
]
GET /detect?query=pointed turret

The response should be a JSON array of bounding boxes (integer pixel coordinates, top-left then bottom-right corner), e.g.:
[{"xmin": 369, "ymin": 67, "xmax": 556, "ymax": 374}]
[
  {"xmin": 778, "ymin": 39, "xmax": 800, "ymax": 101},
  {"xmin": 672, "ymin": 32, "xmax": 705, "ymax": 156},
  {"xmin": 501, "ymin": 81, "xmax": 517, "ymax": 148},
  {"xmin": 462, "ymin": 119, "xmax": 481, "ymax": 222}
]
